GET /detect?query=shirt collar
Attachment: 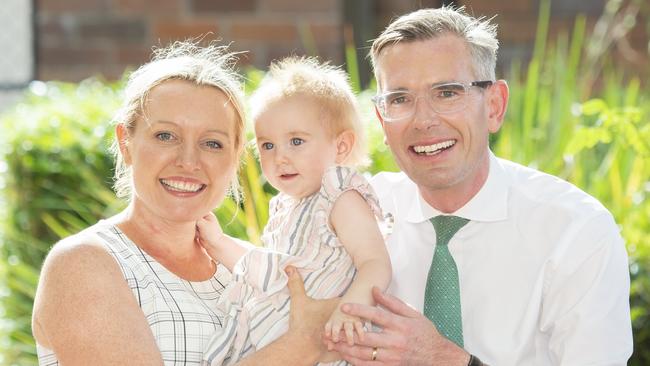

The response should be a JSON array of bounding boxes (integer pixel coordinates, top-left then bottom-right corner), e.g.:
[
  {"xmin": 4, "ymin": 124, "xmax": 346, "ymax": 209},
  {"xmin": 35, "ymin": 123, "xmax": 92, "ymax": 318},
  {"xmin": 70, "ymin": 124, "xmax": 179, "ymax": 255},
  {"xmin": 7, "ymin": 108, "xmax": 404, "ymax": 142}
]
[{"xmin": 403, "ymin": 152, "xmax": 510, "ymax": 223}]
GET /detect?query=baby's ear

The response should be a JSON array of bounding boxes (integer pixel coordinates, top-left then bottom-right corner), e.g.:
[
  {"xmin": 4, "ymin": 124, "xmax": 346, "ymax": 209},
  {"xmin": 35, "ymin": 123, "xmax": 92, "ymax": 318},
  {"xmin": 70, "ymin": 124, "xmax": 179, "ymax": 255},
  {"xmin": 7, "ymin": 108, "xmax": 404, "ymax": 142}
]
[{"xmin": 335, "ymin": 130, "xmax": 355, "ymax": 164}]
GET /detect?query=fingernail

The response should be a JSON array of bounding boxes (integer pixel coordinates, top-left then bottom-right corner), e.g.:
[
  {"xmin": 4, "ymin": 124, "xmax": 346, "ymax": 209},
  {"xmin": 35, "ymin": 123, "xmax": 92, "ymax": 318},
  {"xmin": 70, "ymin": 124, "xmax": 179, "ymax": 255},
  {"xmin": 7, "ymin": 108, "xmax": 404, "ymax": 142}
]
[{"xmin": 285, "ymin": 267, "xmax": 294, "ymax": 275}]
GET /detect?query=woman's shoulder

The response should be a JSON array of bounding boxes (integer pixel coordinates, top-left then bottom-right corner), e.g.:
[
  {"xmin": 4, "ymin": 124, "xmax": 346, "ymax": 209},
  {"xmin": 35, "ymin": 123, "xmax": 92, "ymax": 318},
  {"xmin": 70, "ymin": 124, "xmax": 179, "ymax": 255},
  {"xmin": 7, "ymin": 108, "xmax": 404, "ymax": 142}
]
[{"xmin": 38, "ymin": 222, "xmax": 126, "ymax": 293}]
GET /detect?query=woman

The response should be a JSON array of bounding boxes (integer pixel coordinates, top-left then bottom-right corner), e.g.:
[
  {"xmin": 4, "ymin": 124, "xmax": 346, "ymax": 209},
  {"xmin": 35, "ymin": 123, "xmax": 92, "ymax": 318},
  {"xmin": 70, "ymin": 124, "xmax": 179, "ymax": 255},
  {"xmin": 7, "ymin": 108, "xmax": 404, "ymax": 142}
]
[{"xmin": 31, "ymin": 41, "xmax": 337, "ymax": 365}]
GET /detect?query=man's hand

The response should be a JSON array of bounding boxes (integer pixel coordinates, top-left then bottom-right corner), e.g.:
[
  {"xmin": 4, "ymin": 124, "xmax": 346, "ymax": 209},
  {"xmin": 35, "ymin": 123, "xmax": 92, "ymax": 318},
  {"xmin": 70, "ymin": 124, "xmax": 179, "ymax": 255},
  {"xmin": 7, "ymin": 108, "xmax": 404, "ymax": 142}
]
[{"xmin": 328, "ymin": 287, "xmax": 470, "ymax": 366}]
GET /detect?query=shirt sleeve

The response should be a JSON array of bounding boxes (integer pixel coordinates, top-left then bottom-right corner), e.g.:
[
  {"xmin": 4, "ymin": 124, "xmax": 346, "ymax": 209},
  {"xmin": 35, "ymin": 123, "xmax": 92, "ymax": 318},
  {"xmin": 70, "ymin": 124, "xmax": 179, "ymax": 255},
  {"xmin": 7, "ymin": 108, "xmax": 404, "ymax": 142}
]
[{"xmin": 540, "ymin": 212, "xmax": 633, "ymax": 365}]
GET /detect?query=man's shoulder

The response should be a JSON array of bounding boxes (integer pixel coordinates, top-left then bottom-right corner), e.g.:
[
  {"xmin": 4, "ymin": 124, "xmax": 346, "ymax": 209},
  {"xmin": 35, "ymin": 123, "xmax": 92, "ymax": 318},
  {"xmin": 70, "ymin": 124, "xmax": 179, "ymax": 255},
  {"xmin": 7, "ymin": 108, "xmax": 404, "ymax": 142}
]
[
  {"xmin": 369, "ymin": 171, "xmax": 416, "ymax": 211},
  {"xmin": 498, "ymin": 157, "xmax": 611, "ymax": 217},
  {"xmin": 370, "ymin": 171, "xmax": 415, "ymax": 195}
]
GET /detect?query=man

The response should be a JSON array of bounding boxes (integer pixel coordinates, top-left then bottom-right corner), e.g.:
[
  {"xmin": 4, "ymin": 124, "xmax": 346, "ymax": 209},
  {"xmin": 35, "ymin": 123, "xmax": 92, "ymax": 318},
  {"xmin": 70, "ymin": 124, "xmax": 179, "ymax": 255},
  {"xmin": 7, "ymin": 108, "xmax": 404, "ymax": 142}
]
[{"xmin": 330, "ymin": 6, "xmax": 633, "ymax": 366}]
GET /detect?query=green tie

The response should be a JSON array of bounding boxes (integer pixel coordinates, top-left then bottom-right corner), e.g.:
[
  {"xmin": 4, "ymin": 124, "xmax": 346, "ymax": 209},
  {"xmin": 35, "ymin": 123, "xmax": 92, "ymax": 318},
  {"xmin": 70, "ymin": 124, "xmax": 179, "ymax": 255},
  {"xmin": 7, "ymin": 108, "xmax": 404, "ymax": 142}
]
[{"xmin": 424, "ymin": 215, "xmax": 469, "ymax": 347}]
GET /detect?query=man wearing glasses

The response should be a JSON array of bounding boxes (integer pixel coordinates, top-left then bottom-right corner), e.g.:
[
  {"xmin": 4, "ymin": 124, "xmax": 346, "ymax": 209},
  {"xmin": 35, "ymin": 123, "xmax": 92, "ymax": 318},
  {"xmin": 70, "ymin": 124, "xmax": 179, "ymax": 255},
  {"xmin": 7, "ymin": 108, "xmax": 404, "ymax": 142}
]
[{"xmin": 329, "ymin": 6, "xmax": 632, "ymax": 366}]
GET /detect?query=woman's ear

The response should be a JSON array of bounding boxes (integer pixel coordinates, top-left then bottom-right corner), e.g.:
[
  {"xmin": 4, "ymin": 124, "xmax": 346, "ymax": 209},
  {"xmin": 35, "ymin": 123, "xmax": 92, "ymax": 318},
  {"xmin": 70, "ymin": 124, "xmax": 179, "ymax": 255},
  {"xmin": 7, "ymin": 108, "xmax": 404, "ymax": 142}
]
[
  {"xmin": 116, "ymin": 124, "xmax": 133, "ymax": 165},
  {"xmin": 334, "ymin": 130, "xmax": 355, "ymax": 164}
]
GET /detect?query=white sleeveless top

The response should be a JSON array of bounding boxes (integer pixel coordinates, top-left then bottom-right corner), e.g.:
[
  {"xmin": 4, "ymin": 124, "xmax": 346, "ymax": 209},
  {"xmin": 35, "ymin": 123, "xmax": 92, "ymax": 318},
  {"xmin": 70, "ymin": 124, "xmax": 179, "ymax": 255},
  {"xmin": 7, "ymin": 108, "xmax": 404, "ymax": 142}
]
[{"xmin": 37, "ymin": 221, "xmax": 232, "ymax": 366}]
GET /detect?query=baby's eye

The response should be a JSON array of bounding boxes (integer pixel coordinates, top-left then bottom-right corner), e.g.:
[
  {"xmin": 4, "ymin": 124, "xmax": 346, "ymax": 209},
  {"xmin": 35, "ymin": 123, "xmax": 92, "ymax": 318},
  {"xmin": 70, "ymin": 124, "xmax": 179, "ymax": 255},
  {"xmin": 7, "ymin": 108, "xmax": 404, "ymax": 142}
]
[
  {"xmin": 156, "ymin": 132, "xmax": 174, "ymax": 141},
  {"xmin": 290, "ymin": 138, "xmax": 304, "ymax": 146},
  {"xmin": 261, "ymin": 142, "xmax": 274, "ymax": 150}
]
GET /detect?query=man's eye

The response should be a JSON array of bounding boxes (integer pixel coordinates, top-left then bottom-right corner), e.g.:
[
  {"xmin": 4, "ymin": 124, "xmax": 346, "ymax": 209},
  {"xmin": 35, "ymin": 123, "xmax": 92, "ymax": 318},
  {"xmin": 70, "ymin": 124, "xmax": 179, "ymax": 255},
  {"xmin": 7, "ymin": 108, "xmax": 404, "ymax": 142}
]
[
  {"xmin": 438, "ymin": 89, "xmax": 458, "ymax": 98},
  {"xmin": 290, "ymin": 138, "xmax": 304, "ymax": 146},
  {"xmin": 261, "ymin": 142, "xmax": 274, "ymax": 150},
  {"xmin": 433, "ymin": 85, "xmax": 464, "ymax": 99},
  {"xmin": 388, "ymin": 94, "xmax": 410, "ymax": 105},
  {"xmin": 156, "ymin": 132, "xmax": 174, "ymax": 141}
]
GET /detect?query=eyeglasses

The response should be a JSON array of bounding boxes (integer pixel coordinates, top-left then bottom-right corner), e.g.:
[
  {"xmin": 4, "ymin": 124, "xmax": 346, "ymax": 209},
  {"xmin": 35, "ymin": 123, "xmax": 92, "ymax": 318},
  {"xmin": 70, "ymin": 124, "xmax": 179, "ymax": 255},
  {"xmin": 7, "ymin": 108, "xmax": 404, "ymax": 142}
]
[{"xmin": 372, "ymin": 80, "xmax": 493, "ymax": 122}]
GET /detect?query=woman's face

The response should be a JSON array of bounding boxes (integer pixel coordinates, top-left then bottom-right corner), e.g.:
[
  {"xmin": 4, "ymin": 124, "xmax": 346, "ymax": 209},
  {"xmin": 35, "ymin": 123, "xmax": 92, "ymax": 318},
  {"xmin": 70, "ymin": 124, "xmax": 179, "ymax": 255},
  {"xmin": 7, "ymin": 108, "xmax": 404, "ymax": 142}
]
[{"xmin": 119, "ymin": 79, "xmax": 239, "ymax": 223}]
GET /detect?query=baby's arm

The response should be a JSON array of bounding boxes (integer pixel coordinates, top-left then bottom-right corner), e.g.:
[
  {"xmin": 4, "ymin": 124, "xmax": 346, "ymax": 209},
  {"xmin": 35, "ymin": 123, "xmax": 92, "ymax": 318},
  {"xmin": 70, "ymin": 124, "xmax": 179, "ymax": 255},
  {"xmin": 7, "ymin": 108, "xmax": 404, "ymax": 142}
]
[
  {"xmin": 325, "ymin": 190, "xmax": 392, "ymax": 345},
  {"xmin": 196, "ymin": 212, "xmax": 251, "ymax": 272}
]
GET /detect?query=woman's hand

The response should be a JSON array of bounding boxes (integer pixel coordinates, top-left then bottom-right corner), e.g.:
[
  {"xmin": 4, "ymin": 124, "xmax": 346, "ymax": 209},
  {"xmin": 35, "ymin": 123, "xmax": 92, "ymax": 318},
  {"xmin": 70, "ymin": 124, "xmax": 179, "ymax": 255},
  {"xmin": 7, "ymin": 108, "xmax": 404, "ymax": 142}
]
[
  {"xmin": 285, "ymin": 266, "xmax": 342, "ymax": 363},
  {"xmin": 232, "ymin": 265, "xmax": 342, "ymax": 366}
]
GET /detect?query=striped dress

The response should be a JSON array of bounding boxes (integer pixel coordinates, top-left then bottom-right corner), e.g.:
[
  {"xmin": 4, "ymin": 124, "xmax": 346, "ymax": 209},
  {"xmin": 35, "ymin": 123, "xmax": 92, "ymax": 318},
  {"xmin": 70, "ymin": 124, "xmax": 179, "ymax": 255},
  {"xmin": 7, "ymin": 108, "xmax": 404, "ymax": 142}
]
[
  {"xmin": 37, "ymin": 221, "xmax": 232, "ymax": 366},
  {"xmin": 203, "ymin": 166, "xmax": 384, "ymax": 366}
]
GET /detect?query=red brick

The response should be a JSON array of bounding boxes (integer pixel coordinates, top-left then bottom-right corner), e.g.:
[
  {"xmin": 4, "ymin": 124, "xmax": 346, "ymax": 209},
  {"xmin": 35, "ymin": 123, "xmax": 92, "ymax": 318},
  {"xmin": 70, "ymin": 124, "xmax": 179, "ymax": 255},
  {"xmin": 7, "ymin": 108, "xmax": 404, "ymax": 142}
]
[
  {"xmin": 39, "ymin": 45, "xmax": 113, "ymax": 66},
  {"xmin": 78, "ymin": 18, "xmax": 147, "ymax": 43},
  {"xmin": 116, "ymin": 46, "xmax": 153, "ymax": 66},
  {"xmin": 496, "ymin": 17, "xmax": 539, "ymax": 43},
  {"xmin": 377, "ymin": 0, "xmax": 413, "ymax": 15},
  {"xmin": 461, "ymin": 0, "xmax": 533, "ymax": 16},
  {"xmin": 261, "ymin": 0, "xmax": 339, "ymax": 13},
  {"xmin": 153, "ymin": 21, "xmax": 220, "ymax": 43},
  {"xmin": 37, "ymin": 20, "xmax": 67, "ymax": 43},
  {"xmin": 191, "ymin": 0, "xmax": 256, "ymax": 13},
  {"xmin": 39, "ymin": 64, "xmax": 125, "ymax": 82},
  {"xmin": 232, "ymin": 22, "xmax": 298, "ymax": 41},
  {"xmin": 309, "ymin": 23, "xmax": 342, "ymax": 43},
  {"xmin": 38, "ymin": 0, "xmax": 109, "ymax": 14},
  {"xmin": 112, "ymin": 0, "xmax": 184, "ymax": 15}
]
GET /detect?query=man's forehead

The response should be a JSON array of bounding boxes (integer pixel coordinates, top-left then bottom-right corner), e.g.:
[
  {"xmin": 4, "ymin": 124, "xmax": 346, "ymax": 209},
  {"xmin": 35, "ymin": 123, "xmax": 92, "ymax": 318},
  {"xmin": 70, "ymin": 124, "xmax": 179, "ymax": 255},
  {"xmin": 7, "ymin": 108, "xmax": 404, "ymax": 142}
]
[{"xmin": 374, "ymin": 38, "xmax": 475, "ymax": 91}]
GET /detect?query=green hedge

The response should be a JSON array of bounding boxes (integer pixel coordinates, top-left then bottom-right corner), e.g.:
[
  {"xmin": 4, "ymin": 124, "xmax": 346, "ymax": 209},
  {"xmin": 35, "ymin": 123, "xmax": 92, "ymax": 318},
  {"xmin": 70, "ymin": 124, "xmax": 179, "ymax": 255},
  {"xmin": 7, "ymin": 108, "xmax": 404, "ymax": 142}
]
[{"xmin": 1, "ymin": 3, "xmax": 649, "ymax": 364}]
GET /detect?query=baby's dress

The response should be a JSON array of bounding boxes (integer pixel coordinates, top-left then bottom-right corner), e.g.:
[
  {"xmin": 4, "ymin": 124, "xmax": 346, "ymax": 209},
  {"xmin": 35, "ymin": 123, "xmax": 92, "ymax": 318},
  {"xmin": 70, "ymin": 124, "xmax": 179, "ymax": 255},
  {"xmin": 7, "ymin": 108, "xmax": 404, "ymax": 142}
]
[{"xmin": 203, "ymin": 166, "xmax": 384, "ymax": 365}]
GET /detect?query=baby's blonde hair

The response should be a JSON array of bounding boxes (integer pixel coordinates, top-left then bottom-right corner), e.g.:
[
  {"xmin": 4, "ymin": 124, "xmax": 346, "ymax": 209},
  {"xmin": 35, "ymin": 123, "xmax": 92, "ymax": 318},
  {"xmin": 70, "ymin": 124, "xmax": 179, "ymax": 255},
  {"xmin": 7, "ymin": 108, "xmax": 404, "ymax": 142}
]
[{"xmin": 250, "ymin": 56, "xmax": 367, "ymax": 167}]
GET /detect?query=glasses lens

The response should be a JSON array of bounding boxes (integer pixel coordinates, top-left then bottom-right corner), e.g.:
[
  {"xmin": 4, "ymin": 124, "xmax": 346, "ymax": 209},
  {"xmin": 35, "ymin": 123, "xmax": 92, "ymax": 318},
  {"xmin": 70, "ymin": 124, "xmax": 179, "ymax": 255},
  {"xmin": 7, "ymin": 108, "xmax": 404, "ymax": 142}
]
[
  {"xmin": 428, "ymin": 83, "xmax": 467, "ymax": 114},
  {"xmin": 377, "ymin": 91, "xmax": 414, "ymax": 121}
]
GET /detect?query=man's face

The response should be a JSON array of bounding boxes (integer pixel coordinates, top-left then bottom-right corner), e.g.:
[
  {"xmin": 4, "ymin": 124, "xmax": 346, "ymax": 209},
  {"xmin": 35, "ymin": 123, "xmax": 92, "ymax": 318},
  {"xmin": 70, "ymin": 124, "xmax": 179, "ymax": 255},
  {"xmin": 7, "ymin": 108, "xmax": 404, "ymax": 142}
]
[{"xmin": 374, "ymin": 34, "xmax": 506, "ymax": 209}]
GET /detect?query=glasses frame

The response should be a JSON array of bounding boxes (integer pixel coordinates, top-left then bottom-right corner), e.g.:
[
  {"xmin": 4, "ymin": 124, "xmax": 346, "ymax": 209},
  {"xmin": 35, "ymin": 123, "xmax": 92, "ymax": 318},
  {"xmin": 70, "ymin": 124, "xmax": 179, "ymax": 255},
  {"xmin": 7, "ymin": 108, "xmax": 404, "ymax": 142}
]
[{"xmin": 372, "ymin": 80, "xmax": 494, "ymax": 123}]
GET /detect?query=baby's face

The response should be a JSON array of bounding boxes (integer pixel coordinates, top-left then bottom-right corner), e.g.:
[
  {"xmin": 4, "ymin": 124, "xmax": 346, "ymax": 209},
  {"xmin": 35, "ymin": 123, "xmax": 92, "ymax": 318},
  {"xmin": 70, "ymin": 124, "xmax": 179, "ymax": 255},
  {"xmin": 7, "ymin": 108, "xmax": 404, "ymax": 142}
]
[{"xmin": 254, "ymin": 95, "xmax": 339, "ymax": 199}]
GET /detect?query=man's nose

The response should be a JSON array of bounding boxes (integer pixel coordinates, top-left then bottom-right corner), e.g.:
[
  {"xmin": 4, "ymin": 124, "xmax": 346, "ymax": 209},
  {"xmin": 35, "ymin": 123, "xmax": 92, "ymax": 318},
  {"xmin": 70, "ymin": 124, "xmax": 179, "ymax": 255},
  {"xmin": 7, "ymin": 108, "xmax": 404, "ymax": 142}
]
[{"xmin": 412, "ymin": 95, "xmax": 441, "ymax": 129}]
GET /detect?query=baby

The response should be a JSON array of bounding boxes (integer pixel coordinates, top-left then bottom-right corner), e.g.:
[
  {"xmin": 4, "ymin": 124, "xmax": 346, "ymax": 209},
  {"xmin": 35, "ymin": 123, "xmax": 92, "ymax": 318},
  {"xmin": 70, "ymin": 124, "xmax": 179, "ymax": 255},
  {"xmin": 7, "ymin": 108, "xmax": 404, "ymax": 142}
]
[{"xmin": 198, "ymin": 56, "xmax": 391, "ymax": 365}]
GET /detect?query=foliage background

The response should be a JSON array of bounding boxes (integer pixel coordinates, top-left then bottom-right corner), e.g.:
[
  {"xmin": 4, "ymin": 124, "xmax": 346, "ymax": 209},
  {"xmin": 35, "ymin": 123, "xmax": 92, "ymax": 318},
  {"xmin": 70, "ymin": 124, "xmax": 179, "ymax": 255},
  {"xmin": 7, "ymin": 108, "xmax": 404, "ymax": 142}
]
[{"xmin": 0, "ymin": 1, "xmax": 648, "ymax": 365}]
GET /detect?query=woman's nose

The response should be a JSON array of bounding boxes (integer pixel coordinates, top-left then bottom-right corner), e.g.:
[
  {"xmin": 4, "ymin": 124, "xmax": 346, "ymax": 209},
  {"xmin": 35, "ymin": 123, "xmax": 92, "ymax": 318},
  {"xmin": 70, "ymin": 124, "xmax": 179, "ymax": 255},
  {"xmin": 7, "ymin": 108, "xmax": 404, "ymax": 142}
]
[{"xmin": 176, "ymin": 143, "xmax": 201, "ymax": 170}]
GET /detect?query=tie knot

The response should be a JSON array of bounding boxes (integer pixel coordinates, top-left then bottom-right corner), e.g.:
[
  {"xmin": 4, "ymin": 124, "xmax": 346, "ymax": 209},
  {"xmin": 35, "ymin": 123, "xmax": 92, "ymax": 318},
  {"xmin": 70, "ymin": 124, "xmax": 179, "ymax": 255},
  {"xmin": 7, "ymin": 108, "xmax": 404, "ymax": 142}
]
[{"xmin": 430, "ymin": 215, "xmax": 469, "ymax": 246}]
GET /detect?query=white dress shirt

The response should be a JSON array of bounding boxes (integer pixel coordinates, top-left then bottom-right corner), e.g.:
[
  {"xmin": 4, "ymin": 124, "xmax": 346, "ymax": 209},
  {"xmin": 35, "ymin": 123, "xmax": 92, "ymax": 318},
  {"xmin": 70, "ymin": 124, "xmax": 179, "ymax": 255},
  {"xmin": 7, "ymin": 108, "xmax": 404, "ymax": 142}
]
[{"xmin": 370, "ymin": 153, "xmax": 632, "ymax": 366}]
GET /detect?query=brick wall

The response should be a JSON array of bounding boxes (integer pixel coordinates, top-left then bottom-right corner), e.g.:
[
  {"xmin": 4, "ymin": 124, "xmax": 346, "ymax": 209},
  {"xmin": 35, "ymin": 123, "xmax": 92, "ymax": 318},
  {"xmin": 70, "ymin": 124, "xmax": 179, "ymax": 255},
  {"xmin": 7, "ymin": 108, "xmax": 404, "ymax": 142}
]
[
  {"xmin": 36, "ymin": 0, "xmax": 647, "ymax": 82},
  {"xmin": 37, "ymin": 0, "xmax": 342, "ymax": 81}
]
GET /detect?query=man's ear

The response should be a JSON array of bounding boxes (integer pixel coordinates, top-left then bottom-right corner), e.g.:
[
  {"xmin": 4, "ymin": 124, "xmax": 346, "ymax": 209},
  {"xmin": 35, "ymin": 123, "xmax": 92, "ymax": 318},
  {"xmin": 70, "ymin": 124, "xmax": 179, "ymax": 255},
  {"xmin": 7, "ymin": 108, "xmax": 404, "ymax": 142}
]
[
  {"xmin": 374, "ymin": 105, "xmax": 385, "ymax": 128},
  {"xmin": 487, "ymin": 80, "xmax": 509, "ymax": 134},
  {"xmin": 334, "ymin": 130, "xmax": 355, "ymax": 164},
  {"xmin": 116, "ymin": 124, "xmax": 133, "ymax": 165},
  {"xmin": 373, "ymin": 106, "xmax": 389, "ymax": 146}
]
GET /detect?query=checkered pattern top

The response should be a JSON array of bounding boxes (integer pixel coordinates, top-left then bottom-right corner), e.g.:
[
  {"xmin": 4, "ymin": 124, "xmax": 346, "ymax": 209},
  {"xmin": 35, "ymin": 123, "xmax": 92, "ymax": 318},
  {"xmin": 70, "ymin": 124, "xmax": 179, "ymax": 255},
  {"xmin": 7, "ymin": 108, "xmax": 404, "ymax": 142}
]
[{"xmin": 37, "ymin": 221, "xmax": 231, "ymax": 365}]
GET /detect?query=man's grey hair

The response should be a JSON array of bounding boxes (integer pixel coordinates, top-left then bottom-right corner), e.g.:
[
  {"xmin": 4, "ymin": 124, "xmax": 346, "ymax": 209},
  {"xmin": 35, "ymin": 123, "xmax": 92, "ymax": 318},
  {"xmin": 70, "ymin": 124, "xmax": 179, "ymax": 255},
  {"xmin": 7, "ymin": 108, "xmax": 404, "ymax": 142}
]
[{"xmin": 370, "ymin": 5, "xmax": 499, "ymax": 81}]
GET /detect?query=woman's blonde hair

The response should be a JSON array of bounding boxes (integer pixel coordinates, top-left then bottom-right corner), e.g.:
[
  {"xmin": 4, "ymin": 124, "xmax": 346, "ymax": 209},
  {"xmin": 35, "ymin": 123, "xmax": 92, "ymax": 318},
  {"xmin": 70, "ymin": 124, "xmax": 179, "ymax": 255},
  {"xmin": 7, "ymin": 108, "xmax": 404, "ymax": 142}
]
[
  {"xmin": 249, "ymin": 56, "xmax": 368, "ymax": 167},
  {"xmin": 110, "ymin": 40, "xmax": 246, "ymax": 202}
]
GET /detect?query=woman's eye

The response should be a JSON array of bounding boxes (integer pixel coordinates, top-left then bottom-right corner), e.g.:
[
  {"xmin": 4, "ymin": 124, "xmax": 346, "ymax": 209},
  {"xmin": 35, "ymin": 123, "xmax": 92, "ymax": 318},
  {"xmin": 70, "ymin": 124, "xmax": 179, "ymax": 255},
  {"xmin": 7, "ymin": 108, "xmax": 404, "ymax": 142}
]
[
  {"xmin": 156, "ymin": 132, "xmax": 174, "ymax": 141},
  {"xmin": 290, "ymin": 138, "xmax": 304, "ymax": 146},
  {"xmin": 261, "ymin": 142, "xmax": 274, "ymax": 150},
  {"xmin": 205, "ymin": 140, "xmax": 222, "ymax": 149}
]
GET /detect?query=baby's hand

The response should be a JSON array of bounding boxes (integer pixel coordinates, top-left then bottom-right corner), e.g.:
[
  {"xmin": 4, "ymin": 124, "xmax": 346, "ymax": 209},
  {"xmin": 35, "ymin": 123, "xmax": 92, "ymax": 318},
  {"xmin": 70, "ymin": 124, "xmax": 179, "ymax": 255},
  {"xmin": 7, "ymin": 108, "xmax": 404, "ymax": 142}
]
[
  {"xmin": 195, "ymin": 212, "xmax": 225, "ymax": 260},
  {"xmin": 324, "ymin": 305, "xmax": 365, "ymax": 346}
]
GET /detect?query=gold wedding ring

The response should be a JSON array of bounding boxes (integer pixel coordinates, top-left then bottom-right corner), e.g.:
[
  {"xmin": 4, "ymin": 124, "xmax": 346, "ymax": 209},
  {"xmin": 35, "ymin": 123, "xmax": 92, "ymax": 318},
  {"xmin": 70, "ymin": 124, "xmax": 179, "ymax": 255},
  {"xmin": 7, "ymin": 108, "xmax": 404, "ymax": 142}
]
[{"xmin": 371, "ymin": 347, "xmax": 378, "ymax": 361}]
